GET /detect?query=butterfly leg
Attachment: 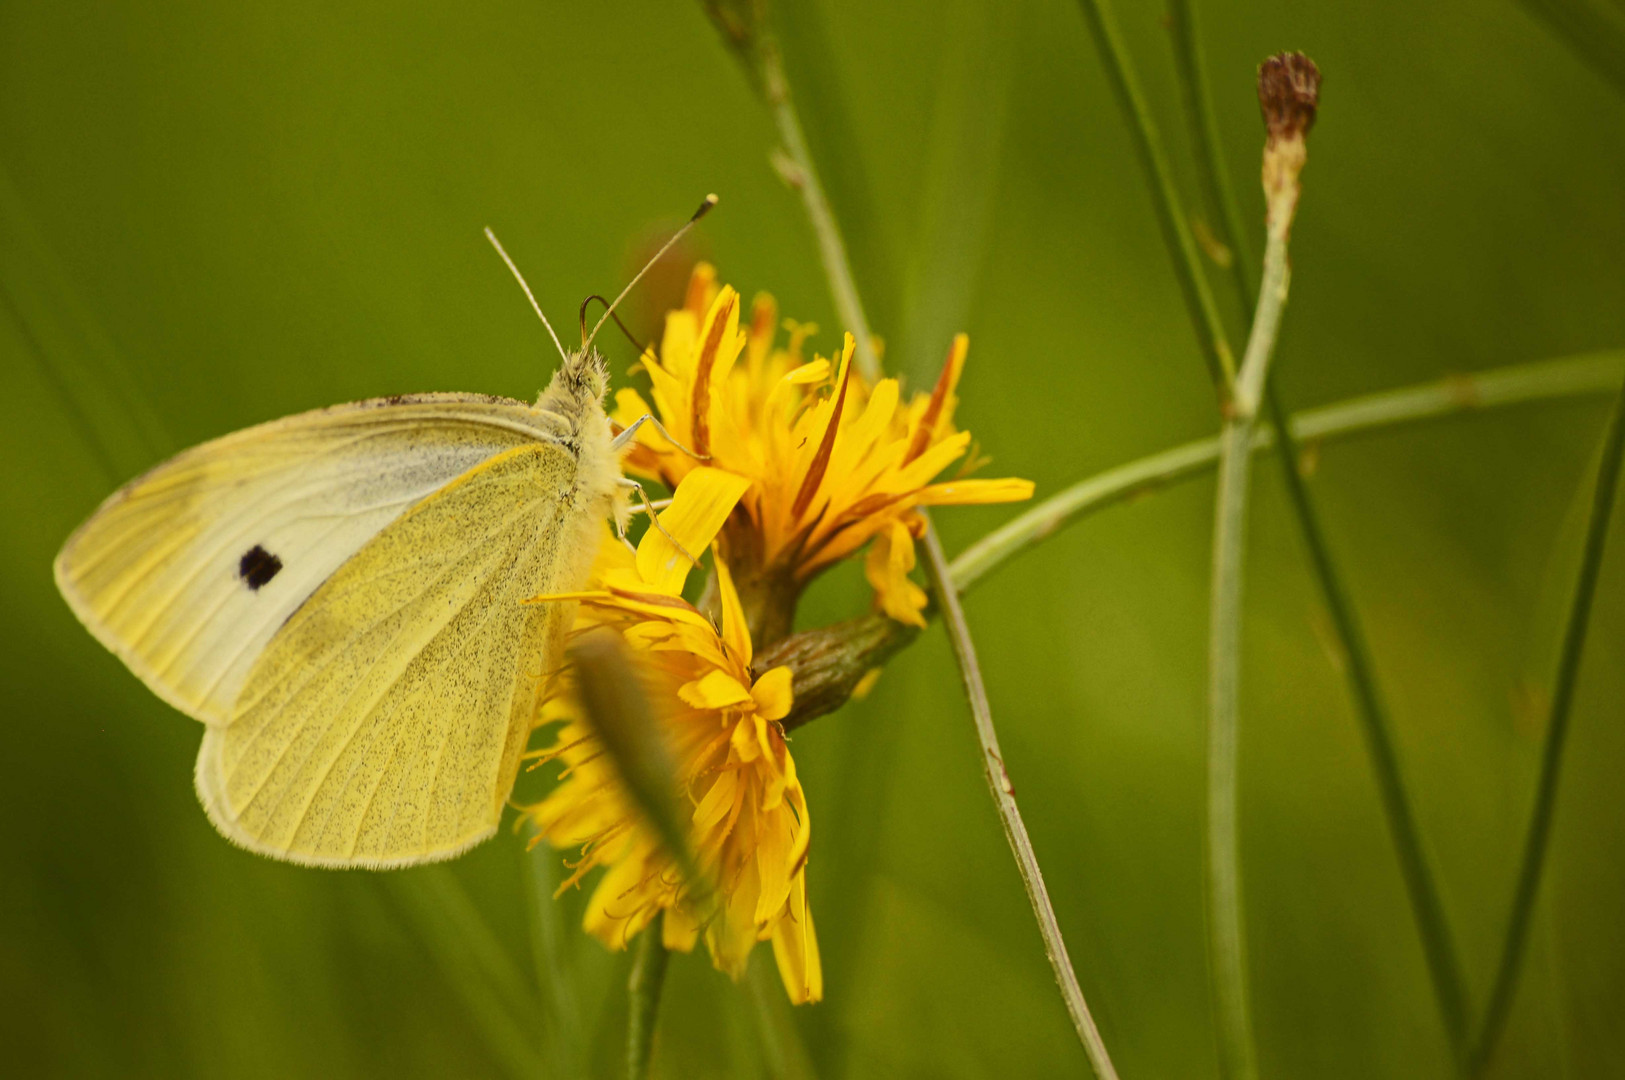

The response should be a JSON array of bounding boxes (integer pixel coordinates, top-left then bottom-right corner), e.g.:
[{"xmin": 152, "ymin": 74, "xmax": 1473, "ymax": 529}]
[
  {"xmin": 609, "ymin": 414, "xmax": 710, "ymax": 461},
  {"xmin": 619, "ymin": 477, "xmax": 700, "ymax": 567}
]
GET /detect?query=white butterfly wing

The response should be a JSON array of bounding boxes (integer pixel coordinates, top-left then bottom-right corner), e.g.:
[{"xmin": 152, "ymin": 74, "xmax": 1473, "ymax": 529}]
[
  {"xmin": 53, "ymin": 393, "xmax": 566, "ymax": 725},
  {"xmin": 195, "ymin": 441, "xmax": 597, "ymax": 866}
]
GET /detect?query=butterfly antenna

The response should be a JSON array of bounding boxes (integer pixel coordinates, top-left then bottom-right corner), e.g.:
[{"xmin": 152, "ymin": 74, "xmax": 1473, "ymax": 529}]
[
  {"xmin": 484, "ymin": 227, "xmax": 569, "ymax": 363},
  {"xmin": 583, "ymin": 194, "xmax": 718, "ymax": 352},
  {"xmin": 579, "ymin": 294, "xmax": 650, "ymax": 357}
]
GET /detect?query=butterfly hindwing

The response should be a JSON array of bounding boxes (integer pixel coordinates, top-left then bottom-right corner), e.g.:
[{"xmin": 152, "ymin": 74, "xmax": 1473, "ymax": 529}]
[{"xmin": 195, "ymin": 441, "xmax": 594, "ymax": 867}]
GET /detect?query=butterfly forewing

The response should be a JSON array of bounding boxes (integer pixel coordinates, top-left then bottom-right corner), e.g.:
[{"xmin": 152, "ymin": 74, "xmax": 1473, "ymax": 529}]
[{"xmin": 53, "ymin": 394, "xmax": 563, "ymax": 725}]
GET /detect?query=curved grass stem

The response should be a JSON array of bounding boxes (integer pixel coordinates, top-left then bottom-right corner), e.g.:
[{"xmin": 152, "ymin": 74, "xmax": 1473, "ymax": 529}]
[
  {"xmin": 920, "ymin": 519, "xmax": 1120, "ymax": 1080},
  {"xmin": 1163, "ymin": 11, "xmax": 1473, "ymax": 1061},
  {"xmin": 1471, "ymin": 375, "xmax": 1625, "ymax": 1073},
  {"xmin": 951, "ymin": 353, "xmax": 1625, "ymax": 595}
]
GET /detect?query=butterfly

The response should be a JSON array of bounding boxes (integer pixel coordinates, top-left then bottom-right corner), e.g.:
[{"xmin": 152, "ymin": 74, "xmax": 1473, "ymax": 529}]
[{"xmin": 52, "ymin": 197, "xmax": 715, "ymax": 869}]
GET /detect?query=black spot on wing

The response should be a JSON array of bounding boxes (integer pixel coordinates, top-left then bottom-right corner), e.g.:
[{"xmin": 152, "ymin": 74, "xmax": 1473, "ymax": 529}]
[{"xmin": 239, "ymin": 545, "xmax": 283, "ymax": 590}]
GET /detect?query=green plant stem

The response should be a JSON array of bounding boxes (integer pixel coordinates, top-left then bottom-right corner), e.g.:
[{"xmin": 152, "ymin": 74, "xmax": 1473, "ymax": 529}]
[
  {"xmin": 627, "ymin": 912, "xmax": 670, "ymax": 1080},
  {"xmin": 1472, "ymin": 376, "xmax": 1625, "ymax": 1073},
  {"xmin": 1268, "ymin": 371, "xmax": 1474, "ymax": 1064},
  {"xmin": 1206, "ymin": 419, "xmax": 1258, "ymax": 1080},
  {"xmin": 919, "ymin": 519, "xmax": 1121, "ymax": 1080},
  {"xmin": 1206, "ymin": 126, "xmax": 1309, "ymax": 1074},
  {"xmin": 759, "ymin": 42, "xmax": 880, "ymax": 382},
  {"xmin": 1163, "ymin": 16, "xmax": 1473, "ymax": 1058},
  {"xmin": 753, "ymin": 16, "xmax": 1112, "ymax": 1065},
  {"xmin": 954, "ymin": 352, "xmax": 1624, "ymax": 592},
  {"xmin": 1166, "ymin": 0, "xmax": 1254, "ymax": 287},
  {"xmin": 1075, "ymin": 0, "xmax": 1236, "ymax": 400}
]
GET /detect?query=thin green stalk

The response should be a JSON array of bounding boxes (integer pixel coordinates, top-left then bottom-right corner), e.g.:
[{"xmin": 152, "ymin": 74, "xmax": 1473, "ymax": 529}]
[
  {"xmin": 749, "ymin": 23, "xmax": 1113, "ymax": 1065},
  {"xmin": 1075, "ymin": 0, "xmax": 1236, "ymax": 400},
  {"xmin": 1269, "ymin": 377, "xmax": 1474, "ymax": 1062},
  {"xmin": 1472, "ymin": 375, "xmax": 1625, "ymax": 1073},
  {"xmin": 1203, "ymin": 230, "xmax": 1290, "ymax": 1080},
  {"xmin": 919, "ymin": 520, "xmax": 1121, "ymax": 1080},
  {"xmin": 1164, "ymin": 15, "xmax": 1473, "ymax": 1057},
  {"xmin": 952, "ymin": 353, "xmax": 1624, "ymax": 592},
  {"xmin": 1206, "ymin": 419, "xmax": 1258, "ymax": 1080},
  {"xmin": 627, "ymin": 912, "xmax": 671, "ymax": 1080},
  {"xmin": 1203, "ymin": 57, "xmax": 1319, "ymax": 1074},
  {"xmin": 760, "ymin": 43, "xmax": 880, "ymax": 382},
  {"xmin": 1167, "ymin": 0, "xmax": 1255, "ymax": 291}
]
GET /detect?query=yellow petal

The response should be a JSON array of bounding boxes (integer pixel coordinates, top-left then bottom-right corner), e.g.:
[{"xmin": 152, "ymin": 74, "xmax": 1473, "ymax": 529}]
[
  {"xmin": 864, "ymin": 520, "xmax": 929, "ymax": 627},
  {"xmin": 784, "ymin": 359, "xmax": 829, "ymax": 385},
  {"xmin": 691, "ymin": 768, "xmax": 740, "ymax": 832},
  {"xmin": 711, "ymin": 551, "xmax": 754, "ymax": 666},
  {"xmin": 730, "ymin": 715, "xmax": 763, "ymax": 762},
  {"xmin": 584, "ymin": 854, "xmax": 658, "ymax": 950},
  {"xmin": 750, "ymin": 666, "xmax": 793, "ymax": 722},
  {"xmin": 916, "ymin": 477, "xmax": 1035, "ymax": 505},
  {"xmin": 754, "ymin": 812, "xmax": 793, "ymax": 926},
  {"xmin": 663, "ymin": 903, "xmax": 702, "ymax": 952},
  {"xmin": 770, "ymin": 877, "xmax": 822, "ymax": 1005},
  {"xmin": 678, "ymin": 669, "xmax": 754, "ymax": 710},
  {"xmin": 903, "ymin": 333, "xmax": 968, "ymax": 464},
  {"xmin": 637, "ymin": 466, "xmax": 752, "ymax": 595}
]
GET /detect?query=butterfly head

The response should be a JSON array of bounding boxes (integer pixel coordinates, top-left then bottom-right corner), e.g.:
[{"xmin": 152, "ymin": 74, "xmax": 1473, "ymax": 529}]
[{"xmin": 559, "ymin": 347, "xmax": 610, "ymax": 404}]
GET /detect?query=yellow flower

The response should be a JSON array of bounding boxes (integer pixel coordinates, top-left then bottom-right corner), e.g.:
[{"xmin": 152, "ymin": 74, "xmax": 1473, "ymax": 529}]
[
  {"xmin": 522, "ymin": 467, "xmax": 822, "ymax": 1004},
  {"xmin": 615, "ymin": 264, "xmax": 1035, "ymax": 632}
]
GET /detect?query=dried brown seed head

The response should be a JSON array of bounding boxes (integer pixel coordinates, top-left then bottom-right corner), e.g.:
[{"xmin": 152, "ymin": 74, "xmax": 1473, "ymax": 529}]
[{"xmin": 1258, "ymin": 52, "xmax": 1321, "ymax": 144}]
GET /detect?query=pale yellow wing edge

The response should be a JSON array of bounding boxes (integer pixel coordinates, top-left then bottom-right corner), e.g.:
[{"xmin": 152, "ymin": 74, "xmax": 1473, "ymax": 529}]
[
  {"xmin": 54, "ymin": 550, "xmax": 218, "ymax": 723},
  {"xmin": 194, "ymin": 726, "xmax": 507, "ymax": 869}
]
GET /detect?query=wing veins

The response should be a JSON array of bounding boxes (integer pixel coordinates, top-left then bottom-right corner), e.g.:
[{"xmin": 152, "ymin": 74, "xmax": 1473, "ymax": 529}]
[
  {"xmin": 223, "ymin": 481, "xmax": 546, "ymax": 817},
  {"xmin": 297, "ymin": 519, "xmax": 533, "ymax": 857},
  {"xmin": 131, "ymin": 427, "xmax": 471, "ymax": 647},
  {"xmin": 411, "ymin": 537, "xmax": 540, "ymax": 854},
  {"xmin": 166, "ymin": 489, "xmax": 431, "ymax": 699}
]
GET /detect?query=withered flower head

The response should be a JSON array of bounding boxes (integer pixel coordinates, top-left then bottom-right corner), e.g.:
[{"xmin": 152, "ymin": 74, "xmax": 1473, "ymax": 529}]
[{"xmin": 1258, "ymin": 51, "xmax": 1321, "ymax": 146}]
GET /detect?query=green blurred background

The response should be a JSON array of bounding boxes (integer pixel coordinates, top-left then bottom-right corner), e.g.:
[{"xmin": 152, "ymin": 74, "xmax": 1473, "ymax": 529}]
[{"xmin": 4, "ymin": 0, "xmax": 1624, "ymax": 1076}]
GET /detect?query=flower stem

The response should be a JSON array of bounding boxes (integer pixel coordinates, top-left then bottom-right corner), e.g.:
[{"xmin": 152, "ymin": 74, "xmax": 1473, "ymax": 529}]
[
  {"xmin": 1206, "ymin": 419, "xmax": 1258, "ymax": 1080},
  {"xmin": 1074, "ymin": 0, "xmax": 1236, "ymax": 401},
  {"xmin": 1165, "ymin": 18, "xmax": 1473, "ymax": 1058},
  {"xmin": 953, "ymin": 350, "xmax": 1622, "ymax": 586},
  {"xmin": 627, "ymin": 912, "xmax": 670, "ymax": 1080},
  {"xmin": 1204, "ymin": 57, "xmax": 1319, "ymax": 1075},
  {"xmin": 1471, "ymin": 373, "xmax": 1625, "ymax": 1074},
  {"xmin": 759, "ymin": 42, "xmax": 881, "ymax": 382},
  {"xmin": 919, "ymin": 519, "xmax": 1121, "ymax": 1080}
]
